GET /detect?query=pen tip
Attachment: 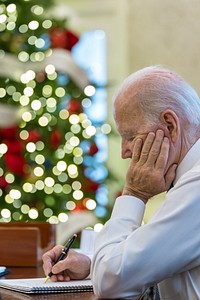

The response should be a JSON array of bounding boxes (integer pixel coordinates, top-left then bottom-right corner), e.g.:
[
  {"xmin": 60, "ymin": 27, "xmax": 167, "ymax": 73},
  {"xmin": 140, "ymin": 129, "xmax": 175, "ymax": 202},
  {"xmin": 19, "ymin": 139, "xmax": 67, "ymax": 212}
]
[{"xmin": 44, "ymin": 276, "xmax": 50, "ymax": 283}]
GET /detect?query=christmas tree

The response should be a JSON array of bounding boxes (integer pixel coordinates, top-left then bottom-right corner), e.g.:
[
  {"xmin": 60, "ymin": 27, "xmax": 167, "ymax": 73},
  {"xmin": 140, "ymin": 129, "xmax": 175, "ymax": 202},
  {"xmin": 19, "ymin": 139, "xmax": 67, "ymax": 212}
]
[{"xmin": 0, "ymin": 0, "xmax": 111, "ymax": 225}]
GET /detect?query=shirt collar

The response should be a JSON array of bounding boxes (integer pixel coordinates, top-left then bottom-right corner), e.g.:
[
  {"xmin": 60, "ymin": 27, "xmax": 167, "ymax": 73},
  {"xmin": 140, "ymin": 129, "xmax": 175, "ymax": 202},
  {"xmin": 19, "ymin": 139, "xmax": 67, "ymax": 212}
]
[{"xmin": 173, "ymin": 138, "xmax": 200, "ymax": 185}]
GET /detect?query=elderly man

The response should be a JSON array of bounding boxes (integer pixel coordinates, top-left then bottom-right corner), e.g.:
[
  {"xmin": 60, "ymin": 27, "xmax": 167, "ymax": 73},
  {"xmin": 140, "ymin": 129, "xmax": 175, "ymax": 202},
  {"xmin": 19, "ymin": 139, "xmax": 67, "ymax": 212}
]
[{"xmin": 43, "ymin": 66, "xmax": 200, "ymax": 300}]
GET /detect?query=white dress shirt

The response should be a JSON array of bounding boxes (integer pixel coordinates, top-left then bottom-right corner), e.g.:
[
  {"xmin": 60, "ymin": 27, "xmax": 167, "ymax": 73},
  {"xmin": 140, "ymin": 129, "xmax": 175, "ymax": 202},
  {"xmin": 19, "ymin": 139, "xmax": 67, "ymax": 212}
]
[{"xmin": 91, "ymin": 138, "xmax": 200, "ymax": 299}]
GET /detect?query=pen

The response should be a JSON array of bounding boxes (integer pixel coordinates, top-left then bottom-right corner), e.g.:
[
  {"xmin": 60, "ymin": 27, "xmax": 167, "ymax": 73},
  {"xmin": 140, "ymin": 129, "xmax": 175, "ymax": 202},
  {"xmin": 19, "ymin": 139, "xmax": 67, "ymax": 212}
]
[{"xmin": 45, "ymin": 233, "xmax": 77, "ymax": 283}]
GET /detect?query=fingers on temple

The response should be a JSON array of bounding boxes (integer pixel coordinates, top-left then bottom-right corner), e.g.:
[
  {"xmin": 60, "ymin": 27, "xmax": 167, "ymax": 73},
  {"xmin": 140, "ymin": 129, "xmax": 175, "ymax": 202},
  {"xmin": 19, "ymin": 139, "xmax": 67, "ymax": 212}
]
[
  {"xmin": 146, "ymin": 130, "xmax": 170, "ymax": 169},
  {"xmin": 140, "ymin": 130, "xmax": 167, "ymax": 165},
  {"xmin": 156, "ymin": 136, "xmax": 170, "ymax": 169},
  {"xmin": 147, "ymin": 130, "xmax": 165, "ymax": 163},
  {"xmin": 132, "ymin": 130, "xmax": 168, "ymax": 166},
  {"xmin": 139, "ymin": 132, "xmax": 156, "ymax": 164},
  {"xmin": 132, "ymin": 138, "xmax": 143, "ymax": 162}
]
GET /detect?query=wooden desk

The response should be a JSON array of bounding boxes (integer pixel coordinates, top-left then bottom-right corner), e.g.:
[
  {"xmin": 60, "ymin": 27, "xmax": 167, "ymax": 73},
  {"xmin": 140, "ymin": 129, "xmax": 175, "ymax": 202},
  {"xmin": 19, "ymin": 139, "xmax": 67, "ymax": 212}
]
[{"xmin": 0, "ymin": 266, "xmax": 95, "ymax": 300}]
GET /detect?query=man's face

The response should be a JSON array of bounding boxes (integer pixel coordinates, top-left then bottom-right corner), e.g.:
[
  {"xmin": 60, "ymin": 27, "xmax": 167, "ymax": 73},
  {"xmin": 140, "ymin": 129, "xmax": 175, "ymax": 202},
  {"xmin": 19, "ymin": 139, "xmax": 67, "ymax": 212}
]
[
  {"xmin": 114, "ymin": 95, "xmax": 180, "ymax": 181},
  {"xmin": 114, "ymin": 97, "xmax": 155, "ymax": 160}
]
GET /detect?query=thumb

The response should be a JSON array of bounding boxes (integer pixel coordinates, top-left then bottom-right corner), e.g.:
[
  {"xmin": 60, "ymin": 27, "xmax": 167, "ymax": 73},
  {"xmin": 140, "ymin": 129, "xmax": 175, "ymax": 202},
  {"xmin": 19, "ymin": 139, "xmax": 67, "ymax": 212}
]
[{"xmin": 165, "ymin": 163, "xmax": 177, "ymax": 190}]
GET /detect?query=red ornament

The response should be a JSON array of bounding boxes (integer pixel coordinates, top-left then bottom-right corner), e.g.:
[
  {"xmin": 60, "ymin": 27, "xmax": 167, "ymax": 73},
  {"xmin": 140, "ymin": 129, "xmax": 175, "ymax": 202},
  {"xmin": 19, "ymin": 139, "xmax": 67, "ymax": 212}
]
[
  {"xmin": 5, "ymin": 140, "xmax": 23, "ymax": 154},
  {"xmin": 66, "ymin": 30, "xmax": 80, "ymax": 50},
  {"xmin": 0, "ymin": 176, "xmax": 8, "ymax": 188},
  {"xmin": 27, "ymin": 129, "xmax": 40, "ymax": 143},
  {"xmin": 50, "ymin": 129, "xmax": 62, "ymax": 150},
  {"xmin": 72, "ymin": 203, "xmax": 85, "ymax": 212},
  {"xmin": 4, "ymin": 153, "xmax": 26, "ymax": 177},
  {"xmin": 0, "ymin": 126, "xmax": 18, "ymax": 141},
  {"xmin": 49, "ymin": 27, "xmax": 79, "ymax": 51},
  {"xmin": 67, "ymin": 99, "xmax": 83, "ymax": 115},
  {"xmin": 0, "ymin": 125, "xmax": 27, "ymax": 177},
  {"xmin": 89, "ymin": 141, "xmax": 98, "ymax": 156},
  {"xmin": 82, "ymin": 178, "xmax": 99, "ymax": 193}
]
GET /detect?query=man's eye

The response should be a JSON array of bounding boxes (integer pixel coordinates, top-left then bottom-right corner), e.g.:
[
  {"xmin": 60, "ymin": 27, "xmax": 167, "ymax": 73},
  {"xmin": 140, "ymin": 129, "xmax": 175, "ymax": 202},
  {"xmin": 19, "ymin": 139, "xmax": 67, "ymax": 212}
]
[{"xmin": 127, "ymin": 137, "xmax": 135, "ymax": 142}]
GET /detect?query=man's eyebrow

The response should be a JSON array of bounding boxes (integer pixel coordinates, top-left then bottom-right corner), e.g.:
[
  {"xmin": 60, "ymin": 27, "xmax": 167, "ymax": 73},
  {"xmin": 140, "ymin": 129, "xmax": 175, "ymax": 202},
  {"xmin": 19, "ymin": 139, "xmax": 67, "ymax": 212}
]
[{"xmin": 120, "ymin": 131, "xmax": 135, "ymax": 137}]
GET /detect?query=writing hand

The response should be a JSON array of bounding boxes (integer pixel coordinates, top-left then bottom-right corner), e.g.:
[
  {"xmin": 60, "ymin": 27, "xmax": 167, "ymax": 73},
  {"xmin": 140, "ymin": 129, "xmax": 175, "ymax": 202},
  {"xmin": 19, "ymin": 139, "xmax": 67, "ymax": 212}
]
[
  {"xmin": 123, "ymin": 129, "xmax": 177, "ymax": 203},
  {"xmin": 42, "ymin": 246, "xmax": 91, "ymax": 282}
]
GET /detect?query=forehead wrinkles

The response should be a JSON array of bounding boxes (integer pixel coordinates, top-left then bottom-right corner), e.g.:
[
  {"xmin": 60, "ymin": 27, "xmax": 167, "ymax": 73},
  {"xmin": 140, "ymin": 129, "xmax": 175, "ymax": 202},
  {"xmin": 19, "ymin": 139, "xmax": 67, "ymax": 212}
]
[
  {"xmin": 114, "ymin": 87, "xmax": 140, "ymax": 122},
  {"xmin": 114, "ymin": 101, "xmax": 141, "ymax": 138}
]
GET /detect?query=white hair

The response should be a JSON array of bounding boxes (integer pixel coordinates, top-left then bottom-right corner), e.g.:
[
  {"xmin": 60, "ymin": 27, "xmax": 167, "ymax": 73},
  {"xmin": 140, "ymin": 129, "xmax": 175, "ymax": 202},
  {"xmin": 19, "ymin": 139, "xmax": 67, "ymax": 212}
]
[{"xmin": 114, "ymin": 66, "xmax": 200, "ymax": 128}]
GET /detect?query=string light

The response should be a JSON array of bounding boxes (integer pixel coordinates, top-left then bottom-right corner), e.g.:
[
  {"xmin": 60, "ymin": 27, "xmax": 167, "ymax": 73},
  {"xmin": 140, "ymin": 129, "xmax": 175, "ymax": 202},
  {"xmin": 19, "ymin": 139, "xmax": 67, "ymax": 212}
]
[
  {"xmin": 85, "ymin": 199, "xmax": 96, "ymax": 210},
  {"xmin": 59, "ymin": 109, "xmax": 69, "ymax": 119},
  {"xmin": 28, "ymin": 20, "xmax": 39, "ymax": 30},
  {"xmin": 19, "ymin": 24, "xmax": 28, "ymax": 33},
  {"xmin": 7, "ymin": 4, "xmax": 16, "ymax": 13},
  {"xmin": 46, "ymin": 97, "xmax": 56, "ymax": 108},
  {"xmin": 38, "ymin": 115, "xmax": 49, "ymax": 126},
  {"xmin": 67, "ymin": 164, "xmax": 77, "ymax": 175},
  {"xmin": 9, "ymin": 189, "xmax": 21, "ymax": 200},
  {"xmin": 35, "ymin": 154, "xmax": 45, "ymax": 164},
  {"xmin": 35, "ymin": 38, "xmax": 45, "ymax": 49},
  {"xmin": 21, "ymin": 204, "xmax": 30, "ymax": 214},
  {"xmin": 58, "ymin": 212, "xmax": 68, "ymax": 222},
  {"xmin": 42, "ymin": 20, "xmax": 52, "ymax": 29},
  {"xmin": 84, "ymin": 85, "xmax": 95, "ymax": 96},
  {"xmin": 1, "ymin": 208, "xmax": 11, "ymax": 218},
  {"xmin": 69, "ymin": 114, "xmax": 79, "ymax": 125},
  {"xmin": 44, "ymin": 186, "xmax": 53, "ymax": 194},
  {"xmin": 69, "ymin": 136, "xmax": 80, "ymax": 147},
  {"xmin": 23, "ymin": 183, "xmax": 33, "ymax": 193},
  {"xmin": 34, "ymin": 166, "xmax": 44, "ymax": 177},
  {"xmin": 26, "ymin": 142, "xmax": 36, "ymax": 153},
  {"xmin": 43, "ymin": 207, "xmax": 53, "ymax": 218},
  {"xmin": 31, "ymin": 99, "xmax": 40, "ymax": 110},
  {"xmin": 66, "ymin": 201, "xmax": 76, "ymax": 210},
  {"xmin": 57, "ymin": 161, "xmax": 67, "ymax": 172},
  {"xmin": 73, "ymin": 190, "xmax": 83, "ymax": 200},
  {"xmin": 48, "ymin": 216, "xmax": 59, "ymax": 224},
  {"xmin": 58, "ymin": 172, "xmax": 68, "ymax": 182},
  {"xmin": 45, "ymin": 64, "xmax": 55, "ymax": 74},
  {"xmin": 35, "ymin": 180, "xmax": 44, "ymax": 190},
  {"xmin": 0, "ymin": 143, "xmax": 7, "ymax": 155},
  {"xmin": 28, "ymin": 208, "xmax": 38, "ymax": 219},
  {"xmin": 0, "ymin": 88, "xmax": 6, "ymax": 98},
  {"xmin": 45, "ymin": 177, "xmax": 55, "ymax": 187},
  {"xmin": 5, "ymin": 173, "xmax": 14, "ymax": 183},
  {"xmin": 54, "ymin": 183, "xmax": 62, "ymax": 193},
  {"xmin": 85, "ymin": 125, "xmax": 96, "ymax": 136},
  {"xmin": 82, "ymin": 98, "xmax": 91, "ymax": 108},
  {"xmin": 94, "ymin": 223, "xmax": 103, "ymax": 232},
  {"xmin": 63, "ymin": 184, "xmax": 72, "ymax": 194}
]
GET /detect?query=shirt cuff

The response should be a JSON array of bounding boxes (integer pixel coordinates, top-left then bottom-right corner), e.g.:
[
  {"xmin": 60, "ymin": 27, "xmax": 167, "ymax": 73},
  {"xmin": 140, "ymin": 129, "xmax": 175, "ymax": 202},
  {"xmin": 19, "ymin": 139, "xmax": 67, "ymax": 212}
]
[{"xmin": 111, "ymin": 195, "xmax": 145, "ymax": 225}]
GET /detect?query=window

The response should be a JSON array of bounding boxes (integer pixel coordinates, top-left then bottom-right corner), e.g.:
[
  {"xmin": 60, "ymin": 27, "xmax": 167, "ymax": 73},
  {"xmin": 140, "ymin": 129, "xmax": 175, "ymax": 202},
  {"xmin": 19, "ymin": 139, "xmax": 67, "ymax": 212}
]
[{"xmin": 72, "ymin": 30, "xmax": 109, "ymax": 219}]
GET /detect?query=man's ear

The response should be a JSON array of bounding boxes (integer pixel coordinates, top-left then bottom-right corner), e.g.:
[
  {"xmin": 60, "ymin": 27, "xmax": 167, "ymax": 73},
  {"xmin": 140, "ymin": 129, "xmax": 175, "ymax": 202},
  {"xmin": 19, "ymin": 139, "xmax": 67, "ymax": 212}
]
[{"xmin": 160, "ymin": 109, "xmax": 179, "ymax": 142}]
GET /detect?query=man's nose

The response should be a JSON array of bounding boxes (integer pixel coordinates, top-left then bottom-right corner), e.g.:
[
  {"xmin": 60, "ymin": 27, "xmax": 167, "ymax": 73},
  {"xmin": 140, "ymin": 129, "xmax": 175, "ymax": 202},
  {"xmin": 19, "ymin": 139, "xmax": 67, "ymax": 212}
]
[{"xmin": 121, "ymin": 141, "xmax": 132, "ymax": 159}]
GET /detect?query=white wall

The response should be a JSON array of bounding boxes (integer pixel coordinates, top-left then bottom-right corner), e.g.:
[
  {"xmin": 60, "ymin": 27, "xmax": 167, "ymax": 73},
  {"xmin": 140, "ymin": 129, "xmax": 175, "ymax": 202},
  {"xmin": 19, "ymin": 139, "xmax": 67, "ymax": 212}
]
[{"xmin": 127, "ymin": 0, "xmax": 200, "ymax": 93}]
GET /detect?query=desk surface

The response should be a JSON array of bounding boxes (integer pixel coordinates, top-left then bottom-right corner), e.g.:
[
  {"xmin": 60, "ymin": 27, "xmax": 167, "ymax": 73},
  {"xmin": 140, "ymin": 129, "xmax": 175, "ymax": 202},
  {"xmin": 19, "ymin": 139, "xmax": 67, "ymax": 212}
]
[{"xmin": 0, "ymin": 266, "xmax": 95, "ymax": 300}]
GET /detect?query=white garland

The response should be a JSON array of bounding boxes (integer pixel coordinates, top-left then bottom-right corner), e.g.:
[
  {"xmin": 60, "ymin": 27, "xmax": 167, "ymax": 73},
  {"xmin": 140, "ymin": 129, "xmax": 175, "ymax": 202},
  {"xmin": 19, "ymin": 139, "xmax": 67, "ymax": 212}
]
[
  {"xmin": 0, "ymin": 49, "xmax": 89, "ymax": 89},
  {"xmin": 0, "ymin": 103, "xmax": 21, "ymax": 128}
]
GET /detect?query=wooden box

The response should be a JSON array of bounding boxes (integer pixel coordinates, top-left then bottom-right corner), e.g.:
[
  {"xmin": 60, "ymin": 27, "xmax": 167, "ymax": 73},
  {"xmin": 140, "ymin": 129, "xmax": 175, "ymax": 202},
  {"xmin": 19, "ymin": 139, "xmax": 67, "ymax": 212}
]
[{"xmin": 0, "ymin": 222, "xmax": 56, "ymax": 267}]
